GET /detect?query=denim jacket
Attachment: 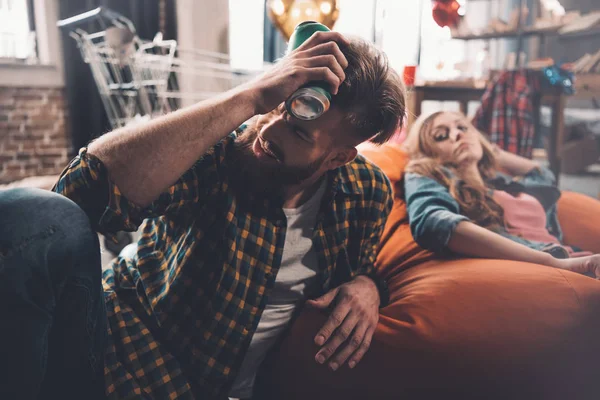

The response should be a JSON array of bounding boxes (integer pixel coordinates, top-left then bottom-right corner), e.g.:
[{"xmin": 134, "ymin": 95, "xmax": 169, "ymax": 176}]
[{"xmin": 404, "ymin": 166, "xmax": 562, "ymax": 255}]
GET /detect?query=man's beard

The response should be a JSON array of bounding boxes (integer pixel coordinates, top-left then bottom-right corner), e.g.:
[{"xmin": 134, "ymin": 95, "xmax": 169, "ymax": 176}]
[{"xmin": 229, "ymin": 123, "xmax": 326, "ymax": 196}]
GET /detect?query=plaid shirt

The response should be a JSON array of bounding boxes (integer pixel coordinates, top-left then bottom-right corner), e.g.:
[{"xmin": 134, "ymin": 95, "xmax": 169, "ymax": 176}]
[
  {"xmin": 473, "ymin": 70, "xmax": 541, "ymax": 158},
  {"xmin": 53, "ymin": 133, "xmax": 393, "ymax": 399}
]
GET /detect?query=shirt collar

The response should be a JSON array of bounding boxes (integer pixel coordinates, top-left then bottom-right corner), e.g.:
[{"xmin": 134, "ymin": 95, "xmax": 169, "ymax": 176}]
[{"xmin": 329, "ymin": 158, "xmax": 363, "ymax": 196}]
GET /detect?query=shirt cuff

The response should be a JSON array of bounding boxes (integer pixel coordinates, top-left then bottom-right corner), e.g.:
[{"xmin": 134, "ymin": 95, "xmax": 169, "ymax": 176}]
[{"xmin": 427, "ymin": 209, "xmax": 470, "ymax": 254}]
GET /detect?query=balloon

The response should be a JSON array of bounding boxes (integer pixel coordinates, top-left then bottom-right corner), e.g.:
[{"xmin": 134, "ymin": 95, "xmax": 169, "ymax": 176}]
[{"xmin": 432, "ymin": 0, "xmax": 461, "ymax": 28}]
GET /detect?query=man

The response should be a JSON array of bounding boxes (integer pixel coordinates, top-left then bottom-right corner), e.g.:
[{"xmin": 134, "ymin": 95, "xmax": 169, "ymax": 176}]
[{"xmin": 0, "ymin": 31, "xmax": 404, "ymax": 399}]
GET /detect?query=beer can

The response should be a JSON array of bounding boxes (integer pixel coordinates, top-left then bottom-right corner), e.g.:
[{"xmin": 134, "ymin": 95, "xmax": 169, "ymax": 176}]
[{"xmin": 285, "ymin": 21, "xmax": 332, "ymax": 121}]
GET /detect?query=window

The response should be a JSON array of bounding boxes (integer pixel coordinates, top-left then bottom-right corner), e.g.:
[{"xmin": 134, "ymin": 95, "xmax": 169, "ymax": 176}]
[
  {"xmin": 417, "ymin": 0, "xmax": 497, "ymax": 81},
  {"xmin": 0, "ymin": 0, "xmax": 37, "ymax": 62},
  {"xmin": 228, "ymin": 0, "xmax": 380, "ymax": 71},
  {"xmin": 377, "ymin": 0, "xmax": 503, "ymax": 82},
  {"xmin": 0, "ymin": 0, "xmax": 64, "ymax": 87},
  {"xmin": 229, "ymin": 0, "xmax": 265, "ymax": 71},
  {"xmin": 334, "ymin": 0, "xmax": 376, "ymax": 41},
  {"xmin": 226, "ymin": 0, "xmax": 500, "ymax": 81},
  {"xmin": 376, "ymin": 0, "xmax": 422, "ymax": 71}
]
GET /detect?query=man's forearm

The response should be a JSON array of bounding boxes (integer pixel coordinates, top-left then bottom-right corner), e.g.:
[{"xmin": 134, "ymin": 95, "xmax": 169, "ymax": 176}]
[
  {"xmin": 86, "ymin": 29, "xmax": 351, "ymax": 208},
  {"xmin": 88, "ymin": 85, "xmax": 256, "ymax": 207}
]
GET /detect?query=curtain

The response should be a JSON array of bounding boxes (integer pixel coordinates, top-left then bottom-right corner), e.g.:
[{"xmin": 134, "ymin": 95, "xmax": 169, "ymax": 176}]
[{"xmin": 58, "ymin": 0, "xmax": 177, "ymax": 154}]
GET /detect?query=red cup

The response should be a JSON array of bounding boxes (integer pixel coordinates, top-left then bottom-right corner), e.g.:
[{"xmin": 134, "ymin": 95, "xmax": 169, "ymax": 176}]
[{"xmin": 403, "ymin": 65, "xmax": 417, "ymax": 86}]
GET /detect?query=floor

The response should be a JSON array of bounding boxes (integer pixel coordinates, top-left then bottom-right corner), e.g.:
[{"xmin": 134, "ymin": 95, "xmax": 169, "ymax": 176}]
[{"xmin": 559, "ymin": 164, "xmax": 600, "ymax": 199}]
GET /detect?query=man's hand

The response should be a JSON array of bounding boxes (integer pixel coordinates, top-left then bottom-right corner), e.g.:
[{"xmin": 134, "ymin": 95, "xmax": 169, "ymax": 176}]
[
  {"xmin": 246, "ymin": 31, "xmax": 350, "ymax": 115},
  {"xmin": 306, "ymin": 275, "xmax": 380, "ymax": 371}
]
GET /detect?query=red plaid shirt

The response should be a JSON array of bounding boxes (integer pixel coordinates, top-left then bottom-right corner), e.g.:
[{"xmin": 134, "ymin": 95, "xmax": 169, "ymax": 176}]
[{"xmin": 473, "ymin": 70, "xmax": 541, "ymax": 158}]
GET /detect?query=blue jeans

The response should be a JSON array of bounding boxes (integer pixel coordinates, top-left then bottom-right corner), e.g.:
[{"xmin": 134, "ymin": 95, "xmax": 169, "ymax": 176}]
[{"xmin": 0, "ymin": 188, "xmax": 106, "ymax": 399}]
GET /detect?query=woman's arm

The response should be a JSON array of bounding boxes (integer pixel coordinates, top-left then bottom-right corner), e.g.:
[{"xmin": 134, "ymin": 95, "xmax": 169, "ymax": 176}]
[
  {"xmin": 404, "ymin": 172, "xmax": 469, "ymax": 254},
  {"xmin": 493, "ymin": 145, "xmax": 538, "ymax": 176},
  {"xmin": 448, "ymin": 220, "xmax": 556, "ymax": 265},
  {"xmin": 405, "ymin": 172, "xmax": 600, "ymax": 277},
  {"xmin": 449, "ymin": 220, "xmax": 600, "ymax": 277}
]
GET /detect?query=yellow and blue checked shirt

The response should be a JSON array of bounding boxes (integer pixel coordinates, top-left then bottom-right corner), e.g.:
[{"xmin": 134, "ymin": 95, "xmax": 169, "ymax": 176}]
[{"xmin": 53, "ymin": 133, "xmax": 393, "ymax": 399}]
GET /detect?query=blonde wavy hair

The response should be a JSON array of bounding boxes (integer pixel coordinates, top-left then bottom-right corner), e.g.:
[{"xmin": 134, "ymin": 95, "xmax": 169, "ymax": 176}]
[{"xmin": 404, "ymin": 111, "xmax": 504, "ymax": 229}]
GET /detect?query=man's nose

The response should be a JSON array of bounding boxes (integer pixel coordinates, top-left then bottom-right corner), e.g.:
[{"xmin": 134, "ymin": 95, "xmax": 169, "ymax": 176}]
[{"xmin": 260, "ymin": 117, "xmax": 285, "ymax": 142}]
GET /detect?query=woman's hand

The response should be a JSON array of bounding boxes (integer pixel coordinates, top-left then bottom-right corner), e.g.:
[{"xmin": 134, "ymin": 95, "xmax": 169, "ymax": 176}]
[
  {"xmin": 550, "ymin": 254, "xmax": 600, "ymax": 279},
  {"xmin": 492, "ymin": 144, "xmax": 539, "ymax": 176}
]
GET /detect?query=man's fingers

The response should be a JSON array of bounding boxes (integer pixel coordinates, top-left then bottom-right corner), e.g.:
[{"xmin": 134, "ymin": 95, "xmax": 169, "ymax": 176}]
[
  {"xmin": 303, "ymin": 67, "xmax": 342, "ymax": 94},
  {"xmin": 347, "ymin": 326, "xmax": 375, "ymax": 369},
  {"xmin": 314, "ymin": 301, "xmax": 351, "ymax": 347},
  {"xmin": 328, "ymin": 321, "xmax": 368, "ymax": 371},
  {"xmin": 295, "ymin": 31, "xmax": 350, "ymax": 54},
  {"xmin": 303, "ymin": 41, "xmax": 349, "ymax": 69},
  {"xmin": 285, "ymin": 33, "xmax": 349, "ymax": 95},
  {"xmin": 302, "ymin": 55, "xmax": 346, "ymax": 87},
  {"xmin": 306, "ymin": 287, "xmax": 339, "ymax": 310},
  {"xmin": 315, "ymin": 312, "xmax": 359, "ymax": 368}
]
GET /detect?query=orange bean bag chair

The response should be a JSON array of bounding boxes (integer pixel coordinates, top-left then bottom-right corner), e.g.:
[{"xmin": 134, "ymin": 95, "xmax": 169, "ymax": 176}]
[{"xmin": 258, "ymin": 144, "xmax": 600, "ymax": 400}]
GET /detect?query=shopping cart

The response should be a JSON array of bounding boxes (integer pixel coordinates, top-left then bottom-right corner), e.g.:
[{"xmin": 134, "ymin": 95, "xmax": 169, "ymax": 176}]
[{"xmin": 58, "ymin": 7, "xmax": 269, "ymax": 129}]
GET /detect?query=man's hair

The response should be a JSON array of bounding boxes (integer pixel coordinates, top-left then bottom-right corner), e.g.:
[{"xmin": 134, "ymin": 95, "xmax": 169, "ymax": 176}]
[{"xmin": 336, "ymin": 37, "xmax": 406, "ymax": 145}]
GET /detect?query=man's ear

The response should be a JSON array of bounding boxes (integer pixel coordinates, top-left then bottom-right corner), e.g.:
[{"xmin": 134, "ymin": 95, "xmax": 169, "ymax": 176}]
[{"xmin": 326, "ymin": 147, "xmax": 358, "ymax": 170}]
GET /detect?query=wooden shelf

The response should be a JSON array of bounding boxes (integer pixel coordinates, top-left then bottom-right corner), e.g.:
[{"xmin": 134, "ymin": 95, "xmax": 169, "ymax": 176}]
[
  {"xmin": 558, "ymin": 26, "xmax": 600, "ymax": 40},
  {"xmin": 452, "ymin": 28, "xmax": 559, "ymax": 41},
  {"xmin": 452, "ymin": 25, "xmax": 600, "ymax": 42}
]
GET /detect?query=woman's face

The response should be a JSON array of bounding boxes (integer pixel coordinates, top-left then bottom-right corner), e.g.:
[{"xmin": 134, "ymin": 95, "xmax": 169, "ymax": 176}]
[{"xmin": 425, "ymin": 112, "xmax": 484, "ymax": 167}]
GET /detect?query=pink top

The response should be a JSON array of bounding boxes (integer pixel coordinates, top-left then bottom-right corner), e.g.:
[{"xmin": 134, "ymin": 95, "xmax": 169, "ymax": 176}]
[{"xmin": 492, "ymin": 190, "xmax": 591, "ymax": 257}]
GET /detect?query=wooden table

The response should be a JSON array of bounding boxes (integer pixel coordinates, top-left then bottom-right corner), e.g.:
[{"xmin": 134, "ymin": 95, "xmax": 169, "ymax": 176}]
[{"xmin": 407, "ymin": 83, "xmax": 567, "ymax": 180}]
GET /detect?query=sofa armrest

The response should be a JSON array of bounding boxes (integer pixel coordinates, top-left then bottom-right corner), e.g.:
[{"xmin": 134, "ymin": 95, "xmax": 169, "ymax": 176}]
[{"xmin": 557, "ymin": 191, "xmax": 600, "ymax": 253}]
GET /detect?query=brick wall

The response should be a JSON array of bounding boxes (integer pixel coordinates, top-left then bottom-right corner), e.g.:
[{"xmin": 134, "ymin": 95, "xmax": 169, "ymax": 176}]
[{"xmin": 0, "ymin": 86, "xmax": 71, "ymax": 184}]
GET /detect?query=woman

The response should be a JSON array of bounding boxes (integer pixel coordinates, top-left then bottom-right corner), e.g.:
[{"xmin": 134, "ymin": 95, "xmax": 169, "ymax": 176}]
[{"xmin": 403, "ymin": 111, "xmax": 600, "ymax": 278}]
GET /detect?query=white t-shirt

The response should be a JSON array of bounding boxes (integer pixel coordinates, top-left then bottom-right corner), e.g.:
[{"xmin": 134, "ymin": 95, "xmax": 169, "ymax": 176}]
[{"xmin": 228, "ymin": 181, "xmax": 327, "ymax": 399}]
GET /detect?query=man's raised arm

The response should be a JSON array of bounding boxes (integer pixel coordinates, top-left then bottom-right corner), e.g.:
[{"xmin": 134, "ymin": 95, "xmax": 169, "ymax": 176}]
[{"xmin": 87, "ymin": 31, "xmax": 350, "ymax": 208}]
